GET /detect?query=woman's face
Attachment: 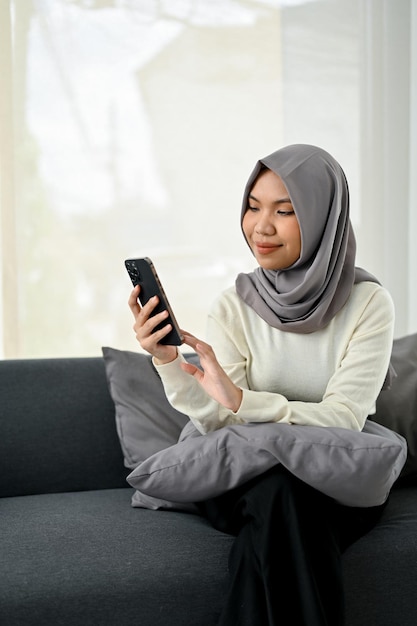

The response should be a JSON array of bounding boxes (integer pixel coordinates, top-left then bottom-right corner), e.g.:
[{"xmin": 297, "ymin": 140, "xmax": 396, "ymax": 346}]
[{"xmin": 242, "ymin": 168, "xmax": 301, "ymax": 271}]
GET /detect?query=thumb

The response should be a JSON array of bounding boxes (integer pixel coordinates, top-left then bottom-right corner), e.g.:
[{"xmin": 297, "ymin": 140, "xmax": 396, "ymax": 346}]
[{"xmin": 180, "ymin": 362, "xmax": 203, "ymax": 380}]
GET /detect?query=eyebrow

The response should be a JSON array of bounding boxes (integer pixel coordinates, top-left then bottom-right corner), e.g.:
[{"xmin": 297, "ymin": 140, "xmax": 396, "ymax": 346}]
[{"xmin": 248, "ymin": 193, "xmax": 292, "ymax": 205}]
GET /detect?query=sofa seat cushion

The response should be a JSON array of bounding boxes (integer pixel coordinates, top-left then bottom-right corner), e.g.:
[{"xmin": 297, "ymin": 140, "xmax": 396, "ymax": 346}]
[
  {"xmin": 2, "ymin": 487, "xmax": 417, "ymax": 626},
  {"xmin": 344, "ymin": 486, "xmax": 417, "ymax": 626},
  {"xmin": 0, "ymin": 488, "xmax": 230, "ymax": 626}
]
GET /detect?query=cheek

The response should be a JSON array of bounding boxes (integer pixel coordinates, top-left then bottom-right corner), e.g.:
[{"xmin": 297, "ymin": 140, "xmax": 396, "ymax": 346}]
[
  {"xmin": 286, "ymin": 220, "xmax": 302, "ymax": 253},
  {"xmin": 293, "ymin": 226, "xmax": 302, "ymax": 255},
  {"xmin": 292, "ymin": 223, "xmax": 301, "ymax": 244},
  {"xmin": 241, "ymin": 212, "xmax": 253, "ymax": 239}
]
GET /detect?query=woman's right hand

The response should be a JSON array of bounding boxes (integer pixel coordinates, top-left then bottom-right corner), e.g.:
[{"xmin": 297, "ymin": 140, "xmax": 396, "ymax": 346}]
[{"xmin": 128, "ymin": 285, "xmax": 178, "ymax": 364}]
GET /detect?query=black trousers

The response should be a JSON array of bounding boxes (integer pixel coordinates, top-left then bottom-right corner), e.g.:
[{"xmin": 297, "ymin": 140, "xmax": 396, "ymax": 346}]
[{"xmin": 197, "ymin": 465, "xmax": 386, "ymax": 626}]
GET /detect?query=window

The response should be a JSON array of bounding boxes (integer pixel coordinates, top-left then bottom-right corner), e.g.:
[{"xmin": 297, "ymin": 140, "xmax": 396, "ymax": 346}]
[{"xmin": 1, "ymin": 0, "xmax": 415, "ymax": 358}]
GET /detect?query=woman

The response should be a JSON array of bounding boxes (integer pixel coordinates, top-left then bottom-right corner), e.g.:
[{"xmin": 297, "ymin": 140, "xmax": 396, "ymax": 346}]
[{"xmin": 128, "ymin": 144, "xmax": 394, "ymax": 625}]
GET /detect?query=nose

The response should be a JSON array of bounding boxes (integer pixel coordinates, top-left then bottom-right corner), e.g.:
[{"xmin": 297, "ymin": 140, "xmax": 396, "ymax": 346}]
[{"xmin": 254, "ymin": 214, "xmax": 276, "ymax": 236}]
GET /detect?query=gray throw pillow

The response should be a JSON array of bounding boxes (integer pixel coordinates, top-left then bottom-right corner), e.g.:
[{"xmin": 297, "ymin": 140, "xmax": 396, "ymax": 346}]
[
  {"xmin": 131, "ymin": 490, "xmax": 197, "ymax": 513},
  {"xmin": 127, "ymin": 419, "xmax": 407, "ymax": 508},
  {"xmin": 102, "ymin": 347, "xmax": 198, "ymax": 469},
  {"xmin": 371, "ymin": 333, "xmax": 417, "ymax": 482}
]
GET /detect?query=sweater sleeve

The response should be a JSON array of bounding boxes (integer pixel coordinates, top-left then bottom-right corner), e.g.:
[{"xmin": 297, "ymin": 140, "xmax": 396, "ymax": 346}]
[
  {"xmin": 153, "ymin": 352, "xmax": 238, "ymax": 435},
  {"xmin": 154, "ymin": 284, "xmax": 394, "ymax": 434},
  {"xmin": 210, "ymin": 285, "xmax": 395, "ymax": 432}
]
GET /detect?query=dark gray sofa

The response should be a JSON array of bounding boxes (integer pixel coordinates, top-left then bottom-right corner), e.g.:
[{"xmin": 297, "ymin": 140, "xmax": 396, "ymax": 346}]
[{"xmin": 1, "ymin": 353, "xmax": 417, "ymax": 626}]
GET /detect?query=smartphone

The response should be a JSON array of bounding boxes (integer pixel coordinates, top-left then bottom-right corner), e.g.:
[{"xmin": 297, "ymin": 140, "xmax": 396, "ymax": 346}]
[{"xmin": 125, "ymin": 257, "xmax": 184, "ymax": 345}]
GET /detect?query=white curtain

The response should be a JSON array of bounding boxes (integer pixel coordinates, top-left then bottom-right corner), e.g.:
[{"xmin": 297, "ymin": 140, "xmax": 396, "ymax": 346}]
[
  {"xmin": 0, "ymin": 0, "xmax": 415, "ymax": 358},
  {"xmin": 357, "ymin": 0, "xmax": 416, "ymax": 338}
]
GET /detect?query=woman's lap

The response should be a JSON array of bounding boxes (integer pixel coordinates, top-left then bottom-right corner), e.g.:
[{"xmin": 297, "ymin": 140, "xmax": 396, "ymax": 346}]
[{"xmin": 197, "ymin": 465, "xmax": 386, "ymax": 626}]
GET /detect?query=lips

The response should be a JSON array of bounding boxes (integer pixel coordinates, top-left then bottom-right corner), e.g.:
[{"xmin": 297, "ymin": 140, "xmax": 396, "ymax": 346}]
[{"xmin": 254, "ymin": 242, "xmax": 282, "ymax": 254}]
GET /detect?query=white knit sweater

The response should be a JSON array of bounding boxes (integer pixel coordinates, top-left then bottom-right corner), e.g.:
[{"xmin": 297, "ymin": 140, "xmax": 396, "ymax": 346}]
[{"xmin": 154, "ymin": 281, "xmax": 394, "ymax": 435}]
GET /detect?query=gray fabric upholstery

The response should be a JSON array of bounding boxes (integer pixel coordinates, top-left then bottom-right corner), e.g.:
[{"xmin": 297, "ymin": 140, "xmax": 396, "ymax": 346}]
[
  {"xmin": 1, "ymin": 352, "xmax": 417, "ymax": 626},
  {"xmin": 128, "ymin": 419, "xmax": 406, "ymax": 508},
  {"xmin": 102, "ymin": 347, "xmax": 201, "ymax": 511},
  {"xmin": 2, "ymin": 487, "xmax": 417, "ymax": 626},
  {"xmin": 344, "ymin": 487, "xmax": 417, "ymax": 626},
  {"xmin": 371, "ymin": 332, "xmax": 417, "ymax": 483},
  {"xmin": 0, "ymin": 489, "xmax": 229, "ymax": 626},
  {"xmin": 102, "ymin": 347, "xmax": 199, "ymax": 468},
  {"xmin": 0, "ymin": 357, "xmax": 128, "ymax": 497}
]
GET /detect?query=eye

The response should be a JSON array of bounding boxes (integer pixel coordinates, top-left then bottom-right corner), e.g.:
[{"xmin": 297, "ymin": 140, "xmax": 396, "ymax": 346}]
[
  {"xmin": 277, "ymin": 209, "xmax": 295, "ymax": 217},
  {"xmin": 247, "ymin": 205, "xmax": 259, "ymax": 212}
]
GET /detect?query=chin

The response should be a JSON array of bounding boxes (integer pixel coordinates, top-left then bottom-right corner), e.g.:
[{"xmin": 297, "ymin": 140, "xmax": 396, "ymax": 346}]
[{"xmin": 258, "ymin": 261, "xmax": 281, "ymax": 271}]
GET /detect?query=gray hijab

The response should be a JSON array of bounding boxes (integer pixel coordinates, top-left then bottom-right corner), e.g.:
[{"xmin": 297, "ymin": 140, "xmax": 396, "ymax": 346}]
[
  {"xmin": 236, "ymin": 144, "xmax": 378, "ymax": 333},
  {"xmin": 236, "ymin": 144, "xmax": 395, "ymax": 388}
]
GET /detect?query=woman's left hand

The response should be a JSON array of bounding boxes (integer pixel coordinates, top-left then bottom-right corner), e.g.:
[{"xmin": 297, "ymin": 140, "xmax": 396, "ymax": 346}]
[{"xmin": 180, "ymin": 332, "xmax": 243, "ymax": 413}]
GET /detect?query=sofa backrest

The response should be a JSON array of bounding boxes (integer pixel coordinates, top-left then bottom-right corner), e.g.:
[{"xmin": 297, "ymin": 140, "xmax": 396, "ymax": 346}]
[{"xmin": 0, "ymin": 357, "xmax": 128, "ymax": 497}]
